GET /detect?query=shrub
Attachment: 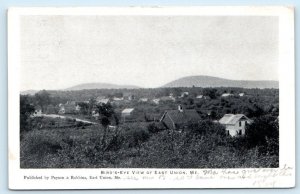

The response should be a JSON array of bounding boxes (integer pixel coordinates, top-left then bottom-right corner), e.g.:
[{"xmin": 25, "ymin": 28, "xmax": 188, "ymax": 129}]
[
  {"xmin": 20, "ymin": 130, "xmax": 62, "ymax": 168},
  {"xmin": 245, "ymin": 115, "xmax": 279, "ymax": 154},
  {"xmin": 147, "ymin": 122, "xmax": 165, "ymax": 134}
]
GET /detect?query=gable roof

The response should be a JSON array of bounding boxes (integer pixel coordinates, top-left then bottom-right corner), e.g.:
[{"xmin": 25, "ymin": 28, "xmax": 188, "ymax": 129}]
[
  {"xmin": 160, "ymin": 109, "xmax": 201, "ymax": 125},
  {"xmin": 113, "ymin": 97, "xmax": 124, "ymax": 101},
  {"xmin": 122, "ymin": 108, "xmax": 134, "ymax": 114},
  {"xmin": 219, "ymin": 114, "xmax": 251, "ymax": 125},
  {"xmin": 96, "ymin": 96, "xmax": 107, "ymax": 102},
  {"xmin": 97, "ymin": 98, "xmax": 110, "ymax": 104}
]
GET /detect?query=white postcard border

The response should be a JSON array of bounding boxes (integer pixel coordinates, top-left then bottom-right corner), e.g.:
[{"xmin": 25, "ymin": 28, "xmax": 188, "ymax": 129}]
[{"xmin": 8, "ymin": 6, "xmax": 295, "ymax": 189}]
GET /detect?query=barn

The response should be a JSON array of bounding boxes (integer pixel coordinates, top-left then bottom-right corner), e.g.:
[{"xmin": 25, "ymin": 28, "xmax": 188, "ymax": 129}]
[{"xmin": 160, "ymin": 105, "xmax": 201, "ymax": 130}]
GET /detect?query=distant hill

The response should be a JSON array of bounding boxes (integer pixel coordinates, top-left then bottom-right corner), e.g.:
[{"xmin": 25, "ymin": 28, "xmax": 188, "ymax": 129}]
[
  {"xmin": 162, "ymin": 76, "xmax": 279, "ymax": 89},
  {"xmin": 20, "ymin": 90, "xmax": 38, "ymax": 95},
  {"xmin": 65, "ymin": 83, "xmax": 140, "ymax": 90}
]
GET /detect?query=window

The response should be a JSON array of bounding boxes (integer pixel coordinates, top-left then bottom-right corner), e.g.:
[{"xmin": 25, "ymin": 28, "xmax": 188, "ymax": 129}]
[
  {"xmin": 238, "ymin": 130, "xmax": 242, "ymax": 135},
  {"xmin": 239, "ymin": 121, "xmax": 242, "ymax": 127},
  {"xmin": 226, "ymin": 130, "xmax": 229, "ymax": 136}
]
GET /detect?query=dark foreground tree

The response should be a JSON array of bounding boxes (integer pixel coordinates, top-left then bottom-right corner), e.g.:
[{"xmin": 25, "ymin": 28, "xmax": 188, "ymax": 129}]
[
  {"xmin": 20, "ymin": 95, "xmax": 35, "ymax": 134},
  {"xmin": 202, "ymin": 88, "xmax": 218, "ymax": 99},
  {"xmin": 95, "ymin": 103, "xmax": 117, "ymax": 158},
  {"xmin": 245, "ymin": 115, "xmax": 279, "ymax": 155},
  {"xmin": 34, "ymin": 90, "xmax": 51, "ymax": 112},
  {"xmin": 78, "ymin": 102, "xmax": 89, "ymax": 115}
]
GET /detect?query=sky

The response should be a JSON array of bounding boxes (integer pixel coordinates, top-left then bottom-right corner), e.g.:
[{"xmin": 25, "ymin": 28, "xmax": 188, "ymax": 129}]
[{"xmin": 20, "ymin": 15, "xmax": 278, "ymax": 91}]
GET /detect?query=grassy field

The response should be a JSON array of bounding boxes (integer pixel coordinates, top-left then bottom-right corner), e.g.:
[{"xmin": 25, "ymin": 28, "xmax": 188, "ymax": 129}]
[{"xmin": 20, "ymin": 117, "xmax": 278, "ymax": 168}]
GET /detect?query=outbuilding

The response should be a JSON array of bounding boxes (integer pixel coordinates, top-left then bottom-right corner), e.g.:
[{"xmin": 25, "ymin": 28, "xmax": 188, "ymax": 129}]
[
  {"xmin": 160, "ymin": 105, "xmax": 201, "ymax": 130},
  {"xmin": 121, "ymin": 108, "xmax": 135, "ymax": 122}
]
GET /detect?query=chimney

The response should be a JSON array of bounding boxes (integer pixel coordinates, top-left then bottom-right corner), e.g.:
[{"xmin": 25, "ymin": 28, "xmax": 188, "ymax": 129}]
[{"xmin": 178, "ymin": 105, "xmax": 183, "ymax": 112}]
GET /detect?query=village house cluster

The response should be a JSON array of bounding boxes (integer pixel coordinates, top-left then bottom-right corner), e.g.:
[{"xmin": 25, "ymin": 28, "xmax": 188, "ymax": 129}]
[{"xmin": 34, "ymin": 91, "xmax": 252, "ymax": 137}]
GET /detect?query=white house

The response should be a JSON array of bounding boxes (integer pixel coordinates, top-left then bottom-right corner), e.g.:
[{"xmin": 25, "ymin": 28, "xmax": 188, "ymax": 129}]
[
  {"xmin": 33, "ymin": 109, "xmax": 42, "ymax": 117},
  {"xmin": 239, "ymin": 93, "xmax": 245, "ymax": 97},
  {"xmin": 121, "ymin": 108, "xmax": 135, "ymax": 122},
  {"xmin": 152, "ymin": 98, "xmax": 160, "ymax": 105},
  {"xmin": 221, "ymin": 93, "xmax": 234, "ymax": 97},
  {"xmin": 219, "ymin": 114, "xmax": 252, "ymax": 137},
  {"xmin": 75, "ymin": 104, "xmax": 81, "ymax": 111},
  {"xmin": 196, "ymin": 95, "xmax": 210, "ymax": 100},
  {"xmin": 113, "ymin": 97, "xmax": 124, "ymax": 101},
  {"xmin": 58, "ymin": 106, "xmax": 65, "ymax": 114},
  {"xmin": 96, "ymin": 96, "xmax": 111, "ymax": 104},
  {"xmin": 180, "ymin": 92, "xmax": 189, "ymax": 98},
  {"xmin": 139, "ymin": 98, "xmax": 148, "ymax": 102},
  {"xmin": 97, "ymin": 98, "xmax": 110, "ymax": 104},
  {"xmin": 92, "ymin": 110, "xmax": 99, "ymax": 119}
]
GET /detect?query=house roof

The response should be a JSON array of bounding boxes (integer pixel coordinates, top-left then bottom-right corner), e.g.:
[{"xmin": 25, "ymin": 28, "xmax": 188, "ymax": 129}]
[
  {"xmin": 122, "ymin": 108, "xmax": 134, "ymax": 114},
  {"xmin": 96, "ymin": 96, "xmax": 106, "ymax": 101},
  {"xmin": 221, "ymin": 93, "xmax": 233, "ymax": 97},
  {"xmin": 97, "ymin": 99, "xmax": 110, "ymax": 104},
  {"xmin": 219, "ymin": 114, "xmax": 252, "ymax": 125},
  {"xmin": 113, "ymin": 97, "xmax": 124, "ymax": 101},
  {"xmin": 161, "ymin": 109, "xmax": 201, "ymax": 125}
]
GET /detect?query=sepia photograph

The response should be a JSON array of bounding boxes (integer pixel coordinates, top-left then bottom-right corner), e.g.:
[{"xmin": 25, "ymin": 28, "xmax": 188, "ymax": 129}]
[{"xmin": 8, "ymin": 7, "xmax": 295, "ymax": 189}]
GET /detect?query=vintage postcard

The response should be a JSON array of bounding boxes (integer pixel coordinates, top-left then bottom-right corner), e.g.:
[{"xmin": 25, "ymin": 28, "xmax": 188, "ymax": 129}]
[{"xmin": 8, "ymin": 7, "xmax": 295, "ymax": 189}]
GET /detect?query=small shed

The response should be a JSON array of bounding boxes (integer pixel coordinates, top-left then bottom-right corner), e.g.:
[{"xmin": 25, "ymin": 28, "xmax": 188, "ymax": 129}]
[{"xmin": 121, "ymin": 108, "xmax": 135, "ymax": 122}]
